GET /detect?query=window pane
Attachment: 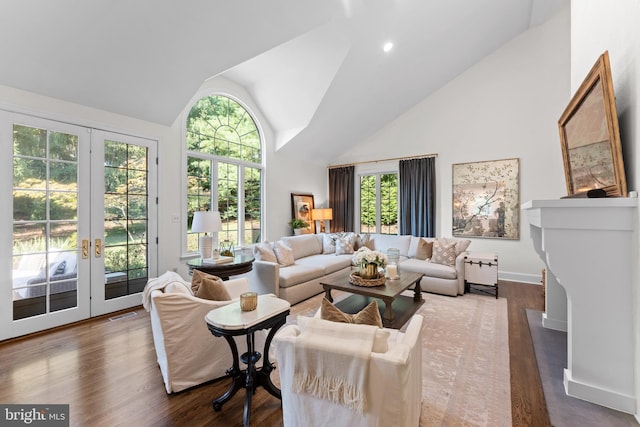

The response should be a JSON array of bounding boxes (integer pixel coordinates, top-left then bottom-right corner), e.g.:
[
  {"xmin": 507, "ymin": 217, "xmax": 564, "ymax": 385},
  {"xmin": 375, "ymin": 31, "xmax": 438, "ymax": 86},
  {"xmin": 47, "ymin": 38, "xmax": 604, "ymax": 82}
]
[
  {"xmin": 13, "ymin": 158, "xmax": 46, "ymax": 186},
  {"xmin": 360, "ymin": 175, "xmax": 376, "ymax": 233},
  {"xmin": 360, "ymin": 173, "xmax": 398, "ymax": 234},
  {"xmin": 380, "ymin": 173, "xmax": 398, "ymax": 235},
  {"xmin": 218, "ymin": 162, "xmax": 238, "ymax": 244},
  {"xmin": 244, "ymin": 167, "xmax": 262, "ymax": 244},
  {"xmin": 13, "ymin": 125, "xmax": 46, "ymax": 158},
  {"xmin": 49, "ymin": 161, "xmax": 78, "ymax": 190},
  {"xmin": 103, "ymin": 140, "xmax": 149, "ymax": 300},
  {"xmin": 49, "ymin": 131, "xmax": 78, "ymax": 161}
]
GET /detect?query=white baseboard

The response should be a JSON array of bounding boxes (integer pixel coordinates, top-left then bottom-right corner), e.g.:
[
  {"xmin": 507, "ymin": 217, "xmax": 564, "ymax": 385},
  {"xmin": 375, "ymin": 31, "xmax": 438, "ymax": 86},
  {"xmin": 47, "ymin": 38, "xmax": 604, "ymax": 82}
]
[
  {"xmin": 498, "ymin": 271, "xmax": 541, "ymax": 284},
  {"xmin": 564, "ymin": 369, "xmax": 636, "ymax": 414}
]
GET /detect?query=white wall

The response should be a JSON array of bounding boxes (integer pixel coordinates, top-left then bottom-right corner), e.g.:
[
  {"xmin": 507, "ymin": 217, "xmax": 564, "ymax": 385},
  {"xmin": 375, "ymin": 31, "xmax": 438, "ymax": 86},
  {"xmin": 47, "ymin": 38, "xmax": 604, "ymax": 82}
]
[
  {"xmin": 333, "ymin": 7, "xmax": 571, "ymax": 282},
  {"xmin": 570, "ymin": 0, "xmax": 640, "ymax": 418}
]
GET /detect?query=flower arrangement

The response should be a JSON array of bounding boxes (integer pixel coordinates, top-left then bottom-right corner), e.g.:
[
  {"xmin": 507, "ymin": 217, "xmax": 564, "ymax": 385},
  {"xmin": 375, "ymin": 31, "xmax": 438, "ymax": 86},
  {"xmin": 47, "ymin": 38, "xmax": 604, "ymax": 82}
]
[{"xmin": 352, "ymin": 247, "xmax": 387, "ymax": 269}]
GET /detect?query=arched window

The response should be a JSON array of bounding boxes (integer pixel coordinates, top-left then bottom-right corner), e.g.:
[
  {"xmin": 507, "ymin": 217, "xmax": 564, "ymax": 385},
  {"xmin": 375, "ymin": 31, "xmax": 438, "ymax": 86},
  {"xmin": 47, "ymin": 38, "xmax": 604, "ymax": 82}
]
[{"xmin": 185, "ymin": 95, "xmax": 263, "ymax": 252}]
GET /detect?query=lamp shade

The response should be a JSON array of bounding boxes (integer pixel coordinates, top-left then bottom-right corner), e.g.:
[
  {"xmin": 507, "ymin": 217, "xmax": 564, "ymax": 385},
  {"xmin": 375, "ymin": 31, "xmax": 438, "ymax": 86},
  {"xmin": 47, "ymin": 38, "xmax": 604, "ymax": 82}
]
[
  {"xmin": 311, "ymin": 208, "xmax": 333, "ymax": 221},
  {"xmin": 191, "ymin": 211, "xmax": 222, "ymax": 233}
]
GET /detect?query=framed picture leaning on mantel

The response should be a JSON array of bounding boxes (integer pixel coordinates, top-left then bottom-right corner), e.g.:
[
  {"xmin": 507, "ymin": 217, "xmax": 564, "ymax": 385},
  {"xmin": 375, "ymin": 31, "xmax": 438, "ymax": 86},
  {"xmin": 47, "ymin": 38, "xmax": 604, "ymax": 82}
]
[
  {"xmin": 452, "ymin": 158, "xmax": 520, "ymax": 240},
  {"xmin": 558, "ymin": 50, "xmax": 627, "ymax": 198},
  {"xmin": 291, "ymin": 193, "xmax": 315, "ymax": 234}
]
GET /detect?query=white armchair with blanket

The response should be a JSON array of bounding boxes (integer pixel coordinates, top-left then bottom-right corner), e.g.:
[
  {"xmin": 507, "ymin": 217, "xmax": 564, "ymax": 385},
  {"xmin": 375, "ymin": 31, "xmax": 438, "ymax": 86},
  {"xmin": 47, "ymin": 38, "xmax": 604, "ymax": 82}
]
[
  {"xmin": 144, "ymin": 271, "xmax": 265, "ymax": 394},
  {"xmin": 274, "ymin": 314, "xmax": 423, "ymax": 427}
]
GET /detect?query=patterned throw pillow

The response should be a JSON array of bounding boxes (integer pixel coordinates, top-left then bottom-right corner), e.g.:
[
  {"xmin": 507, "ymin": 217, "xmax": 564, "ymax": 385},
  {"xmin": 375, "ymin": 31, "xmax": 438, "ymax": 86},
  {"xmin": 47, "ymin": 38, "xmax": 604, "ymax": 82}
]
[
  {"xmin": 320, "ymin": 297, "xmax": 383, "ymax": 328},
  {"xmin": 322, "ymin": 233, "xmax": 337, "ymax": 254},
  {"xmin": 253, "ymin": 241, "xmax": 277, "ymax": 263},
  {"xmin": 273, "ymin": 240, "xmax": 295, "ymax": 266},
  {"xmin": 335, "ymin": 234, "xmax": 356, "ymax": 255},
  {"xmin": 430, "ymin": 240, "xmax": 457, "ymax": 266},
  {"xmin": 191, "ymin": 270, "xmax": 231, "ymax": 301}
]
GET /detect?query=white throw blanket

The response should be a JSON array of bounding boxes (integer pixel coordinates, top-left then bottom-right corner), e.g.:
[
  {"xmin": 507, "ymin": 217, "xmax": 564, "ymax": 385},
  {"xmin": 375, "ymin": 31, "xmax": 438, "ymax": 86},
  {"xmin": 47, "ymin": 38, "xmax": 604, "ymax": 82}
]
[
  {"xmin": 293, "ymin": 317, "xmax": 378, "ymax": 414},
  {"xmin": 141, "ymin": 271, "xmax": 190, "ymax": 311}
]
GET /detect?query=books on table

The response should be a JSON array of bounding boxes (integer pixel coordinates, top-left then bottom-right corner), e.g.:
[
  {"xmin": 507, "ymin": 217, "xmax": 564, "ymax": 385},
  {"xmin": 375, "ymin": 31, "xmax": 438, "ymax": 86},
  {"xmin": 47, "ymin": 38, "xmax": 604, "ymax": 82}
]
[{"xmin": 202, "ymin": 256, "xmax": 234, "ymax": 265}]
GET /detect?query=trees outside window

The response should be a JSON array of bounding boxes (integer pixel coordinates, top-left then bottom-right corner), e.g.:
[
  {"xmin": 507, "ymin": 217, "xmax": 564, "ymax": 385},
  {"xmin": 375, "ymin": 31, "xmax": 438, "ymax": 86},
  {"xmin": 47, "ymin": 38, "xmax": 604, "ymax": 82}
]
[
  {"xmin": 186, "ymin": 95, "xmax": 263, "ymax": 251},
  {"xmin": 359, "ymin": 173, "xmax": 398, "ymax": 235}
]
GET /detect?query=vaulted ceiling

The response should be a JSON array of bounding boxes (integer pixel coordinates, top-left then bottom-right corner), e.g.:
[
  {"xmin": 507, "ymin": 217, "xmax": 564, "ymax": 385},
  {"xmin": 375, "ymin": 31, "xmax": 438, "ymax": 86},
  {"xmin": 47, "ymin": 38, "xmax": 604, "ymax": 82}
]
[{"xmin": 0, "ymin": 0, "xmax": 568, "ymax": 164}]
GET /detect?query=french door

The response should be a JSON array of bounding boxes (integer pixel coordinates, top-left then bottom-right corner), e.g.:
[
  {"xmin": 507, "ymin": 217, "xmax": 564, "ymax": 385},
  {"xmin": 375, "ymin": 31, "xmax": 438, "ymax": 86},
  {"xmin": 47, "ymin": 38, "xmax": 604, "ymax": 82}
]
[{"xmin": 0, "ymin": 112, "xmax": 157, "ymax": 340}]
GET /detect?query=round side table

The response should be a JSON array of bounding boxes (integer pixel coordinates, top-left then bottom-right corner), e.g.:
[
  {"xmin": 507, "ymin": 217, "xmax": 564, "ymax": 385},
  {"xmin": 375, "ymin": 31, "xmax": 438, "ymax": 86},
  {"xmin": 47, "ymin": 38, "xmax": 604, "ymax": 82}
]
[{"xmin": 187, "ymin": 254, "xmax": 255, "ymax": 280}]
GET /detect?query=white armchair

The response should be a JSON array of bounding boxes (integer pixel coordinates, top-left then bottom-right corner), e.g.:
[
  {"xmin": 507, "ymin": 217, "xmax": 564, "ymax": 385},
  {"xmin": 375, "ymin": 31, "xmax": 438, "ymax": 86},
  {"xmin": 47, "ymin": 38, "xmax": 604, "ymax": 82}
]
[
  {"xmin": 147, "ymin": 272, "xmax": 265, "ymax": 393},
  {"xmin": 274, "ymin": 314, "xmax": 423, "ymax": 427}
]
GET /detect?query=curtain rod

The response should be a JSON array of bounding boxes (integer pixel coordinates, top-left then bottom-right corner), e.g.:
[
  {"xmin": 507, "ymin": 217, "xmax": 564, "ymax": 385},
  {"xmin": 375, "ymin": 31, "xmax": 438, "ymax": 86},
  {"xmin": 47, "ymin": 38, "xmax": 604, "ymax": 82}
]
[{"xmin": 327, "ymin": 153, "xmax": 437, "ymax": 169}]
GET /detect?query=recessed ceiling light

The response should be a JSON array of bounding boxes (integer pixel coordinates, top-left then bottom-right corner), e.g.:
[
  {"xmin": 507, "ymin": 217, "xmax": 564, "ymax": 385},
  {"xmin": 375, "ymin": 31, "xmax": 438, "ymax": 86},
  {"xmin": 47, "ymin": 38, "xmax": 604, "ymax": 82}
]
[{"xmin": 383, "ymin": 42, "xmax": 393, "ymax": 52}]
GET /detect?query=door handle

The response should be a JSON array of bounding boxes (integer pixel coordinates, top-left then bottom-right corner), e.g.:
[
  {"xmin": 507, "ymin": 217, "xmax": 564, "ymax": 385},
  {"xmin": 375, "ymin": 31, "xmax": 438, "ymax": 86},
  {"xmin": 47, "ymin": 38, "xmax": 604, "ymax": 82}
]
[
  {"xmin": 95, "ymin": 238, "xmax": 102, "ymax": 258},
  {"xmin": 82, "ymin": 239, "xmax": 89, "ymax": 259}
]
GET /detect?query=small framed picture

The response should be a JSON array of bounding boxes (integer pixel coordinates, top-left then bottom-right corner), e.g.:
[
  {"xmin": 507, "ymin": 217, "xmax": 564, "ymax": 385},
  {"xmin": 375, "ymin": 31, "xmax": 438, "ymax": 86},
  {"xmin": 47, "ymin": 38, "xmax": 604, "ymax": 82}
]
[{"xmin": 291, "ymin": 193, "xmax": 315, "ymax": 234}]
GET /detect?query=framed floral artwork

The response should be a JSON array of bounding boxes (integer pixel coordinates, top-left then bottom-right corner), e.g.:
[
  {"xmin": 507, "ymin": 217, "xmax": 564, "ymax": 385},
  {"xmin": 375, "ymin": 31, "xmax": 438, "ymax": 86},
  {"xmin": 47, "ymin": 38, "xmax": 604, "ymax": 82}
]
[
  {"xmin": 452, "ymin": 158, "xmax": 519, "ymax": 240},
  {"xmin": 291, "ymin": 193, "xmax": 315, "ymax": 234}
]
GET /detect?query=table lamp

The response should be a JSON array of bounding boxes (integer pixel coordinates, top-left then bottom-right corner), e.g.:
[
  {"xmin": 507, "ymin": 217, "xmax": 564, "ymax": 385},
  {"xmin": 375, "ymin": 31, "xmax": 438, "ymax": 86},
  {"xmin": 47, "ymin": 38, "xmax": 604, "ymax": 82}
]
[
  {"xmin": 191, "ymin": 210, "xmax": 223, "ymax": 259},
  {"xmin": 311, "ymin": 208, "xmax": 333, "ymax": 233}
]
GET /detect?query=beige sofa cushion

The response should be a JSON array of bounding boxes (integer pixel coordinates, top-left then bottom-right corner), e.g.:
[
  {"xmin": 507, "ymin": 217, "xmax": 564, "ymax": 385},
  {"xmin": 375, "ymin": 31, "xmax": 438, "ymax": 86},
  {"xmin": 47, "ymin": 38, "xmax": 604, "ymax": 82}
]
[
  {"xmin": 368, "ymin": 234, "xmax": 412, "ymax": 257},
  {"xmin": 278, "ymin": 264, "xmax": 326, "ymax": 288},
  {"xmin": 281, "ymin": 234, "xmax": 323, "ymax": 259},
  {"xmin": 296, "ymin": 254, "xmax": 352, "ymax": 275},
  {"xmin": 400, "ymin": 258, "xmax": 457, "ymax": 280}
]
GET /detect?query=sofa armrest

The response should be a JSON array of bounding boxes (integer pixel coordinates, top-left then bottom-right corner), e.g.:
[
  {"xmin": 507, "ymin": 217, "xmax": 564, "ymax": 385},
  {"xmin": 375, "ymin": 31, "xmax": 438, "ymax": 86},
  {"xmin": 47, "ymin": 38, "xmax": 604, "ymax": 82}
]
[
  {"xmin": 224, "ymin": 277, "xmax": 249, "ymax": 299},
  {"xmin": 454, "ymin": 252, "xmax": 468, "ymax": 295},
  {"xmin": 247, "ymin": 260, "xmax": 280, "ymax": 297}
]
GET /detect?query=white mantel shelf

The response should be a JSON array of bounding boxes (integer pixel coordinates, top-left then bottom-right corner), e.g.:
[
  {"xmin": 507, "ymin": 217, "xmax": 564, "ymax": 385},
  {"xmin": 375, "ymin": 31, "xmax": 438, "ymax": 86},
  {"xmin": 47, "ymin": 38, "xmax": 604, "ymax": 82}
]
[{"xmin": 523, "ymin": 198, "xmax": 637, "ymax": 414}]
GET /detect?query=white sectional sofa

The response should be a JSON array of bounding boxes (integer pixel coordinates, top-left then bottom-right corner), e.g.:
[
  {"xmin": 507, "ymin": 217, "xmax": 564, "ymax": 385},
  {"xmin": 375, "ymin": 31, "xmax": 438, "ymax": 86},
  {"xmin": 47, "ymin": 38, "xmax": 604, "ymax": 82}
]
[{"xmin": 248, "ymin": 233, "xmax": 471, "ymax": 305}]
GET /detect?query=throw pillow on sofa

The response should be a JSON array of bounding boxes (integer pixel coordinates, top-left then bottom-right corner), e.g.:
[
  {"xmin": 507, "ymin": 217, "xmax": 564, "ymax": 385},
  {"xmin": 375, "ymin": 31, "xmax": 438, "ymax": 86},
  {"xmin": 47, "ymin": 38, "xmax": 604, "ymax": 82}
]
[
  {"xmin": 322, "ymin": 233, "xmax": 337, "ymax": 254},
  {"xmin": 415, "ymin": 238, "xmax": 433, "ymax": 260},
  {"xmin": 191, "ymin": 270, "xmax": 231, "ymax": 301},
  {"xmin": 253, "ymin": 241, "xmax": 277, "ymax": 263},
  {"xmin": 320, "ymin": 297, "xmax": 383, "ymax": 328},
  {"xmin": 273, "ymin": 241, "xmax": 295, "ymax": 266},
  {"xmin": 335, "ymin": 233, "xmax": 356, "ymax": 255},
  {"xmin": 439, "ymin": 237, "xmax": 471, "ymax": 255},
  {"xmin": 430, "ymin": 240, "xmax": 457, "ymax": 266}
]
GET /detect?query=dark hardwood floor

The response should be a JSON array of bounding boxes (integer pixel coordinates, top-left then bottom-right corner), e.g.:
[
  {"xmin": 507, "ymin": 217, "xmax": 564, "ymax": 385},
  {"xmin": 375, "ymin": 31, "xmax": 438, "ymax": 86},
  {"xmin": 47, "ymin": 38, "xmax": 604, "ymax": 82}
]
[{"xmin": 0, "ymin": 280, "xmax": 547, "ymax": 426}]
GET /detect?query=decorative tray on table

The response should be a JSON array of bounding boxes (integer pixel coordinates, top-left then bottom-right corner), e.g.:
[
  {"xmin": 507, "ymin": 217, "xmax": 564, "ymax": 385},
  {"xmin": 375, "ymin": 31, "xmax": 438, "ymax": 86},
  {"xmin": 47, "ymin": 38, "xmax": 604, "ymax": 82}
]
[{"xmin": 349, "ymin": 271, "xmax": 386, "ymax": 287}]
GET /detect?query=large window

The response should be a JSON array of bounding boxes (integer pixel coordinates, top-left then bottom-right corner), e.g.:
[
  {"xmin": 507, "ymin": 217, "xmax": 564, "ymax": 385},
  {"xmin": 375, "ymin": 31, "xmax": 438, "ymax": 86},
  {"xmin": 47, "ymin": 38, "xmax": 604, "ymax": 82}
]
[
  {"xmin": 359, "ymin": 173, "xmax": 398, "ymax": 234},
  {"xmin": 186, "ymin": 95, "xmax": 263, "ymax": 252}
]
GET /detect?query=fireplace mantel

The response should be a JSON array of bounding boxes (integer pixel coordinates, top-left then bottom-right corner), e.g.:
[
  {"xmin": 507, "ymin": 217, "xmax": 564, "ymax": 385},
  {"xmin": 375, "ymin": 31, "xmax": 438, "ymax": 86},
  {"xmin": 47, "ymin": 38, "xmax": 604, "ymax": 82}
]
[{"xmin": 523, "ymin": 198, "xmax": 637, "ymax": 413}]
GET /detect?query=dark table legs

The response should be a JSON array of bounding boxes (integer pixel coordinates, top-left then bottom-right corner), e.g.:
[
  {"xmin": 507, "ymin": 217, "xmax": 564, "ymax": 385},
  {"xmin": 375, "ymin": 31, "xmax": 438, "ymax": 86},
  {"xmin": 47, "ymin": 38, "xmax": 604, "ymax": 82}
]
[{"xmin": 211, "ymin": 316, "xmax": 286, "ymax": 427}]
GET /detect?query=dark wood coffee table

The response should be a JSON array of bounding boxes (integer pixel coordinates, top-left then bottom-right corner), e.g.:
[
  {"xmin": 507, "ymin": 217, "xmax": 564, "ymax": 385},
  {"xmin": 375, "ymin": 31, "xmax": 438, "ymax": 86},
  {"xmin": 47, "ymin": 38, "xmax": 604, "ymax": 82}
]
[
  {"xmin": 321, "ymin": 270, "xmax": 424, "ymax": 329},
  {"xmin": 187, "ymin": 254, "xmax": 254, "ymax": 280}
]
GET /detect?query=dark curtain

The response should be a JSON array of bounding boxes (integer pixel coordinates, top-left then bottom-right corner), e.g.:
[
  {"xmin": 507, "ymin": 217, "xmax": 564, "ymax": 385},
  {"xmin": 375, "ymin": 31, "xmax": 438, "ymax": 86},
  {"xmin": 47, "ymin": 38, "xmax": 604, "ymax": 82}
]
[
  {"xmin": 328, "ymin": 166, "xmax": 355, "ymax": 232},
  {"xmin": 399, "ymin": 157, "xmax": 436, "ymax": 237}
]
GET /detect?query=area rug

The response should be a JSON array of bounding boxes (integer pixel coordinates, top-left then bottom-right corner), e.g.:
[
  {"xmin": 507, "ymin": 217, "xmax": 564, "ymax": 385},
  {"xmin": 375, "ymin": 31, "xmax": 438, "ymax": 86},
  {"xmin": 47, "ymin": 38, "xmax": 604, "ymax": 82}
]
[{"xmin": 288, "ymin": 291, "xmax": 511, "ymax": 426}]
